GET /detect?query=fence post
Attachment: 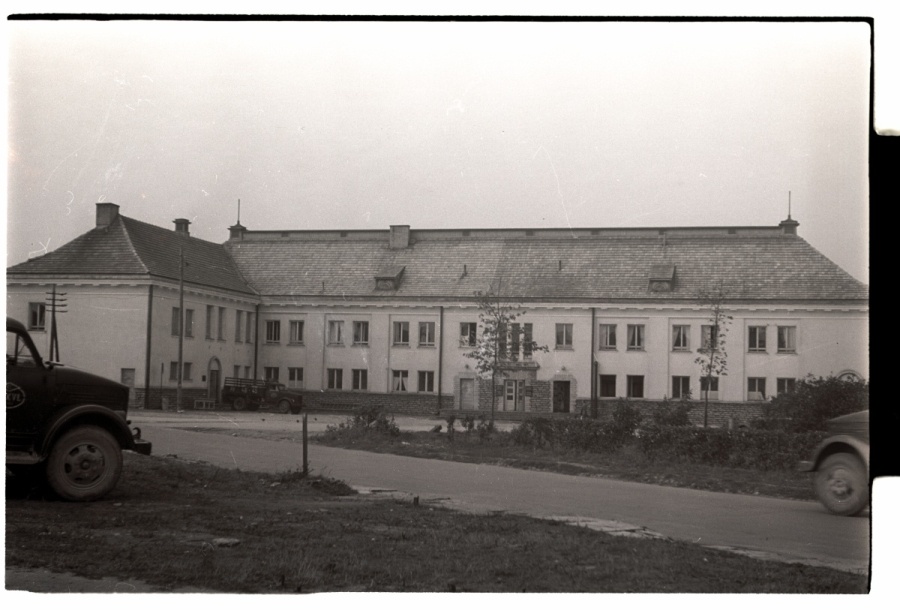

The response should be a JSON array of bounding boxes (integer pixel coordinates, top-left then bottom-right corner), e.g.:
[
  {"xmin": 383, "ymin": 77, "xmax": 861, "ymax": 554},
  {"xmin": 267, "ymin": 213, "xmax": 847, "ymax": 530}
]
[{"xmin": 302, "ymin": 413, "xmax": 308, "ymax": 476}]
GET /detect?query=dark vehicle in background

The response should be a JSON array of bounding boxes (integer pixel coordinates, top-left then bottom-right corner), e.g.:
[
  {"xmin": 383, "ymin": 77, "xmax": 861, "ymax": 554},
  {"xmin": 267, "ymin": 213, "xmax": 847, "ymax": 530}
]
[
  {"xmin": 6, "ymin": 317, "xmax": 151, "ymax": 501},
  {"xmin": 222, "ymin": 377, "xmax": 303, "ymax": 414},
  {"xmin": 798, "ymin": 410, "xmax": 869, "ymax": 516}
]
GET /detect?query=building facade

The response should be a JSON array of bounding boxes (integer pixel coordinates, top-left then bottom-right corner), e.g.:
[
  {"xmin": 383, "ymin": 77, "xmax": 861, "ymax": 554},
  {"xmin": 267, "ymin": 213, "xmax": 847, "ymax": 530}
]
[{"xmin": 7, "ymin": 203, "xmax": 868, "ymax": 423}]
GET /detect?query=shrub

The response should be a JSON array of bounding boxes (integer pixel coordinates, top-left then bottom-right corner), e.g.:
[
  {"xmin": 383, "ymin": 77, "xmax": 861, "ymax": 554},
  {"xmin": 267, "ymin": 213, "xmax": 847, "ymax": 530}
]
[
  {"xmin": 755, "ymin": 375, "xmax": 869, "ymax": 432},
  {"xmin": 322, "ymin": 405, "xmax": 400, "ymax": 440},
  {"xmin": 650, "ymin": 398, "xmax": 693, "ymax": 427}
]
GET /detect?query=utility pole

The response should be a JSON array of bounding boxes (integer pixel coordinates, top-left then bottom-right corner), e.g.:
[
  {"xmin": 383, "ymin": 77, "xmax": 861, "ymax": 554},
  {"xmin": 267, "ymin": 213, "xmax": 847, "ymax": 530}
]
[
  {"xmin": 176, "ymin": 247, "xmax": 185, "ymax": 412},
  {"xmin": 44, "ymin": 284, "xmax": 68, "ymax": 361}
]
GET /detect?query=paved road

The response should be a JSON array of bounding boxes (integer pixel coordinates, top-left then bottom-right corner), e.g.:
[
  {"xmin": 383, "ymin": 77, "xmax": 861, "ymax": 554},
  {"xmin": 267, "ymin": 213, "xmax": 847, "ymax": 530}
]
[{"xmin": 139, "ymin": 422, "xmax": 870, "ymax": 573}]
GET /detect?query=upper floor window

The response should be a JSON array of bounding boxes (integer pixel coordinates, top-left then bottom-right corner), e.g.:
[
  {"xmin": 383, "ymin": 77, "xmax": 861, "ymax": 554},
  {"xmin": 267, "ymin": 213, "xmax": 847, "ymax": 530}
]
[
  {"xmin": 235, "ymin": 310, "xmax": 244, "ymax": 343},
  {"xmin": 555, "ymin": 323, "xmax": 573, "ymax": 349},
  {"xmin": 672, "ymin": 325, "xmax": 690, "ymax": 351},
  {"xmin": 626, "ymin": 324, "xmax": 645, "ymax": 351},
  {"xmin": 353, "ymin": 321, "xmax": 369, "ymax": 345},
  {"xmin": 28, "ymin": 303, "xmax": 46, "ymax": 331},
  {"xmin": 777, "ymin": 326, "xmax": 796, "ymax": 353},
  {"xmin": 206, "ymin": 305, "xmax": 214, "ymax": 339},
  {"xmin": 419, "ymin": 322, "xmax": 436, "ymax": 347},
  {"xmin": 748, "ymin": 326, "xmax": 767, "ymax": 352},
  {"xmin": 460, "ymin": 322, "xmax": 477, "ymax": 347},
  {"xmin": 328, "ymin": 320, "xmax": 344, "ymax": 345},
  {"xmin": 217, "ymin": 307, "xmax": 226, "ymax": 340},
  {"xmin": 701, "ymin": 325, "xmax": 719, "ymax": 351},
  {"xmin": 290, "ymin": 320, "xmax": 305, "ymax": 344},
  {"xmin": 171, "ymin": 307, "xmax": 193, "ymax": 337},
  {"xmin": 245, "ymin": 313, "xmax": 255, "ymax": 344},
  {"xmin": 598, "ymin": 324, "xmax": 616, "ymax": 350},
  {"xmin": 393, "ymin": 321, "xmax": 410, "ymax": 346},
  {"xmin": 265, "ymin": 320, "xmax": 281, "ymax": 344}
]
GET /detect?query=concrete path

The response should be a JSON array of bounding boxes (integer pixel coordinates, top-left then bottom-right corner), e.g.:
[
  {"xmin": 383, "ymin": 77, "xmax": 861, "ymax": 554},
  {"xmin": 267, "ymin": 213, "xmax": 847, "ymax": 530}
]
[{"xmin": 142, "ymin": 424, "xmax": 870, "ymax": 573}]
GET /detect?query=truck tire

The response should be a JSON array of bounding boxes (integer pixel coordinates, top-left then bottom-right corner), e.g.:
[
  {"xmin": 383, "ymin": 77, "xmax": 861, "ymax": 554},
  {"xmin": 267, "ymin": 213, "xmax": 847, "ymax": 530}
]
[
  {"xmin": 814, "ymin": 453, "xmax": 869, "ymax": 516},
  {"xmin": 45, "ymin": 425, "xmax": 123, "ymax": 502},
  {"xmin": 232, "ymin": 397, "xmax": 246, "ymax": 411},
  {"xmin": 290, "ymin": 402, "xmax": 302, "ymax": 415},
  {"xmin": 277, "ymin": 399, "xmax": 291, "ymax": 414}
]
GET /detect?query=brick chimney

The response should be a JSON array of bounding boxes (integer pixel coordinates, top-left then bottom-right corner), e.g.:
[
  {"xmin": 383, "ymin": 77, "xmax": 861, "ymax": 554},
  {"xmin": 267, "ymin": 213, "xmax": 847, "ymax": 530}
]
[
  {"xmin": 96, "ymin": 203, "xmax": 120, "ymax": 228},
  {"xmin": 173, "ymin": 218, "xmax": 191, "ymax": 236},
  {"xmin": 389, "ymin": 225, "xmax": 410, "ymax": 250}
]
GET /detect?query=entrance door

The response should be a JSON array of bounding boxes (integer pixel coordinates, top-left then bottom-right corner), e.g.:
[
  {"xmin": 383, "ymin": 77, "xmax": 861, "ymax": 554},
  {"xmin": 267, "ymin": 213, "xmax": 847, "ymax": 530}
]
[
  {"xmin": 553, "ymin": 381, "xmax": 571, "ymax": 413},
  {"xmin": 504, "ymin": 379, "xmax": 524, "ymax": 411},
  {"xmin": 459, "ymin": 379, "xmax": 474, "ymax": 410}
]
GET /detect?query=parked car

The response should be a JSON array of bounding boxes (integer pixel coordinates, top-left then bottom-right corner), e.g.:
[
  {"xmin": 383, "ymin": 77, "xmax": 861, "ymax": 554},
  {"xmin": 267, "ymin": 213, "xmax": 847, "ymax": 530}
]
[
  {"xmin": 221, "ymin": 377, "xmax": 303, "ymax": 414},
  {"xmin": 6, "ymin": 317, "xmax": 151, "ymax": 501},
  {"xmin": 798, "ymin": 410, "xmax": 869, "ymax": 516}
]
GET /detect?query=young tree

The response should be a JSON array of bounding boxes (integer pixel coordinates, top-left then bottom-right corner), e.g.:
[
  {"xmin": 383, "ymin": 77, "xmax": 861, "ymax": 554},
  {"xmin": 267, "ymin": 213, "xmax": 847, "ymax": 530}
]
[
  {"xmin": 694, "ymin": 281, "xmax": 732, "ymax": 428},
  {"xmin": 464, "ymin": 281, "xmax": 548, "ymax": 423}
]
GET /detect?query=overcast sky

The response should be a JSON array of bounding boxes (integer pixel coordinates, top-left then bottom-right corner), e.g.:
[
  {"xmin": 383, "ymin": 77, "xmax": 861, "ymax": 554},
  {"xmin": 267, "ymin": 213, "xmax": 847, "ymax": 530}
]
[{"xmin": 6, "ymin": 18, "xmax": 871, "ymax": 282}]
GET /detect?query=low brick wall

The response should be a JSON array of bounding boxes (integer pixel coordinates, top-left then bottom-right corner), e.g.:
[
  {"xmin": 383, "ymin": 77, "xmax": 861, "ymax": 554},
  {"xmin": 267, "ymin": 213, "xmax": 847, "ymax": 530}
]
[
  {"xmin": 299, "ymin": 390, "xmax": 445, "ymax": 415},
  {"xmin": 574, "ymin": 398, "xmax": 765, "ymax": 428}
]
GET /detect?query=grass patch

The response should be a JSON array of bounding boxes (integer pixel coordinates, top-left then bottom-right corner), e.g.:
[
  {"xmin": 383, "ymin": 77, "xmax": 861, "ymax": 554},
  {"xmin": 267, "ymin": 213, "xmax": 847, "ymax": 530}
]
[{"xmin": 6, "ymin": 453, "xmax": 865, "ymax": 593}]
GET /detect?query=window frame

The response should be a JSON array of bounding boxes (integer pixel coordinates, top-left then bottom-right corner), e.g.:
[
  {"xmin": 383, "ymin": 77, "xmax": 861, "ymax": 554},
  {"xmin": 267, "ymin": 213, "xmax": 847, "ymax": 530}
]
[
  {"xmin": 417, "ymin": 370, "xmax": 435, "ymax": 393},
  {"xmin": 598, "ymin": 324, "xmax": 617, "ymax": 350},
  {"xmin": 748, "ymin": 325, "xmax": 767, "ymax": 353},
  {"xmin": 748, "ymin": 377, "xmax": 767, "ymax": 400},
  {"xmin": 328, "ymin": 320, "xmax": 344, "ymax": 346},
  {"xmin": 671, "ymin": 325, "xmax": 690, "ymax": 351},
  {"xmin": 352, "ymin": 368, "xmax": 368, "ymax": 391},
  {"xmin": 555, "ymin": 323, "xmax": 574, "ymax": 349},
  {"xmin": 776, "ymin": 377, "xmax": 796, "ymax": 396},
  {"xmin": 327, "ymin": 368, "xmax": 343, "ymax": 390},
  {"xmin": 777, "ymin": 326, "xmax": 797, "ymax": 353},
  {"xmin": 265, "ymin": 320, "xmax": 281, "ymax": 344},
  {"xmin": 460, "ymin": 322, "xmax": 477, "ymax": 347},
  {"xmin": 418, "ymin": 321, "xmax": 436, "ymax": 347},
  {"xmin": 699, "ymin": 376, "xmax": 719, "ymax": 400},
  {"xmin": 235, "ymin": 310, "xmax": 244, "ymax": 343},
  {"xmin": 392, "ymin": 369, "xmax": 409, "ymax": 392},
  {"xmin": 288, "ymin": 367, "xmax": 304, "ymax": 389},
  {"xmin": 352, "ymin": 321, "xmax": 369, "ymax": 346},
  {"xmin": 28, "ymin": 302, "xmax": 47, "ymax": 331},
  {"xmin": 626, "ymin": 375, "xmax": 644, "ymax": 398},
  {"xmin": 671, "ymin": 375, "xmax": 691, "ymax": 399},
  {"xmin": 598, "ymin": 374, "xmax": 617, "ymax": 398},
  {"xmin": 626, "ymin": 324, "xmax": 645, "ymax": 351},
  {"xmin": 393, "ymin": 321, "xmax": 410, "ymax": 346},
  {"xmin": 290, "ymin": 320, "xmax": 305, "ymax": 345}
]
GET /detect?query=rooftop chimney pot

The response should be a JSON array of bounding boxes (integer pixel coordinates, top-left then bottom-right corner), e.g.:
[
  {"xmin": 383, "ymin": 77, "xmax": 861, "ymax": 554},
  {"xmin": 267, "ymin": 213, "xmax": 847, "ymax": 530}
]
[
  {"xmin": 96, "ymin": 203, "xmax": 120, "ymax": 228},
  {"xmin": 389, "ymin": 225, "xmax": 410, "ymax": 250},
  {"xmin": 174, "ymin": 218, "xmax": 191, "ymax": 236}
]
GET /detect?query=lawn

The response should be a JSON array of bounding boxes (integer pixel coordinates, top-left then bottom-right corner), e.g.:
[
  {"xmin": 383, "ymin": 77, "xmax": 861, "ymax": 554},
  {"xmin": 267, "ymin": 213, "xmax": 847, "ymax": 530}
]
[{"xmin": 5, "ymin": 452, "xmax": 867, "ymax": 593}]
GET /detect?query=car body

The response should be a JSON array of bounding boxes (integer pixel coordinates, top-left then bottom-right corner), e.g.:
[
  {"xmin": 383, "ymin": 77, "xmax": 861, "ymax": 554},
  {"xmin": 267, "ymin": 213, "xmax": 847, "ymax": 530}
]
[
  {"xmin": 7, "ymin": 317, "xmax": 151, "ymax": 500},
  {"xmin": 221, "ymin": 377, "xmax": 303, "ymax": 414},
  {"xmin": 798, "ymin": 410, "xmax": 869, "ymax": 516}
]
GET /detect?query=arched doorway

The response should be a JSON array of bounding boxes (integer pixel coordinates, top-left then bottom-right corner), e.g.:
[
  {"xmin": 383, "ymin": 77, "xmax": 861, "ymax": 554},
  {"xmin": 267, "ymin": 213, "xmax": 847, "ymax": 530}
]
[{"xmin": 208, "ymin": 358, "xmax": 222, "ymax": 404}]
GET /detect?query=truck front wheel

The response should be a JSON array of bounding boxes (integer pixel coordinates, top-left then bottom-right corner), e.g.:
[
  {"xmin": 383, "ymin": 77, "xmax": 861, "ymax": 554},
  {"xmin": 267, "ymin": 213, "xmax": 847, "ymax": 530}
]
[
  {"xmin": 814, "ymin": 453, "xmax": 869, "ymax": 516},
  {"xmin": 277, "ymin": 399, "xmax": 291, "ymax": 414},
  {"xmin": 46, "ymin": 426, "xmax": 123, "ymax": 501},
  {"xmin": 232, "ymin": 397, "xmax": 246, "ymax": 411}
]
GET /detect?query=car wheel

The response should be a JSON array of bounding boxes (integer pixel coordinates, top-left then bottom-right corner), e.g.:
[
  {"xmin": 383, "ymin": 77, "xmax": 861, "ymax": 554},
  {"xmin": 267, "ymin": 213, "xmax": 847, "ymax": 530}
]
[
  {"xmin": 45, "ymin": 426, "xmax": 123, "ymax": 502},
  {"xmin": 814, "ymin": 453, "xmax": 869, "ymax": 516},
  {"xmin": 290, "ymin": 403, "xmax": 302, "ymax": 415},
  {"xmin": 277, "ymin": 399, "xmax": 291, "ymax": 414},
  {"xmin": 233, "ymin": 397, "xmax": 246, "ymax": 411}
]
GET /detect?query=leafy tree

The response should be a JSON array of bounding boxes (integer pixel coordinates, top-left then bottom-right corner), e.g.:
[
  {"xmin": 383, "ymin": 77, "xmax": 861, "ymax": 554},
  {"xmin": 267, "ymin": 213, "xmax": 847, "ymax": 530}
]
[
  {"xmin": 694, "ymin": 281, "xmax": 732, "ymax": 428},
  {"xmin": 464, "ymin": 281, "xmax": 548, "ymax": 423},
  {"xmin": 758, "ymin": 375, "xmax": 869, "ymax": 432}
]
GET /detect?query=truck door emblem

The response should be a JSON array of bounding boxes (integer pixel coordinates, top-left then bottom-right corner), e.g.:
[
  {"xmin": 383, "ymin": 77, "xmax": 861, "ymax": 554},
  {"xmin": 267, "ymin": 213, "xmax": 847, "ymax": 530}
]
[{"xmin": 6, "ymin": 383, "xmax": 26, "ymax": 409}]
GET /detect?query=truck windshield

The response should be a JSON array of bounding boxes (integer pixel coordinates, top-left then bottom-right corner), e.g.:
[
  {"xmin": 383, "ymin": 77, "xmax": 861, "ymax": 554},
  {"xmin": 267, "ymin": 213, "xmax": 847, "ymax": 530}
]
[{"xmin": 6, "ymin": 330, "xmax": 39, "ymax": 368}]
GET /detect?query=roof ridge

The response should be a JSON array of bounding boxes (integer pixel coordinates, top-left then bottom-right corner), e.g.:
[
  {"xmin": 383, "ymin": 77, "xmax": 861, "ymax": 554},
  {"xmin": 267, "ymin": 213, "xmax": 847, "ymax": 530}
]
[{"xmin": 116, "ymin": 216, "xmax": 150, "ymax": 274}]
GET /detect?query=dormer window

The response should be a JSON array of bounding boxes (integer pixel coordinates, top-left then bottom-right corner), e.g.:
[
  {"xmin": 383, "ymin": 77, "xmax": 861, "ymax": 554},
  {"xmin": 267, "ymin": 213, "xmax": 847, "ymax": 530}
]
[
  {"xmin": 648, "ymin": 264, "xmax": 675, "ymax": 292},
  {"xmin": 375, "ymin": 266, "xmax": 405, "ymax": 291}
]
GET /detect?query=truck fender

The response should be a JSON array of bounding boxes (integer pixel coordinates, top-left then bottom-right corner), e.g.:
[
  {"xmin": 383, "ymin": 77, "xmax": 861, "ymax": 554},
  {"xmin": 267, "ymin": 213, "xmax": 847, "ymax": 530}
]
[
  {"xmin": 38, "ymin": 404, "xmax": 138, "ymax": 458},
  {"xmin": 800, "ymin": 434, "xmax": 870, "ymax": 473}
]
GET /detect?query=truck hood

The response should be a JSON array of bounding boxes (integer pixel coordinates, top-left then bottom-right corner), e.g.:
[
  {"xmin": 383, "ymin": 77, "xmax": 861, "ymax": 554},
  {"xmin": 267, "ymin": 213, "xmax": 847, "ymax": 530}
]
[{"xmin": 52, "ymin": 365, "xmax": 130, "ymax": 411}]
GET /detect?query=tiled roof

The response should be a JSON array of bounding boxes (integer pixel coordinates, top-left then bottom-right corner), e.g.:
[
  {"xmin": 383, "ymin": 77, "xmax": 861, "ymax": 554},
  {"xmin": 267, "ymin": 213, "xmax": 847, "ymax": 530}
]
[
  {"xmin": 225, "ymin": 233, "xmax": 869, "ymax": 303},
  {"xmin": 8, "ymin": 215, "xmax": 256, "ymax": 296}
]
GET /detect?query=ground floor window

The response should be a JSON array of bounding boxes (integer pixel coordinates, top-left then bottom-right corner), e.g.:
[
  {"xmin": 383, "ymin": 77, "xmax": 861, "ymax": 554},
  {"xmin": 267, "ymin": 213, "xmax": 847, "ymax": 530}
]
[
  {"xmin": 776, "ymin": 377, "xmax": 796, "ymax": 396},
  {"xmin": 599, "ymin": 374, "xmax": 616, "ymax": 398},
  {"xmin": 327, "ymin": 368, "xmax": 343, "ymax": 390},
  {"xmin": 170, "ymin": 361, "xmax": 192, "ymax": 382},
  {"xmin": 671, "ymin": 376, "xmax": 691, "ymax": 399},
  {"xmin": 627, "ymin": 375, "xmax": 644, "ymax": 398},
  {"xmin": 392, "ymin": 370, "xmax": 409, "ymax": 392},
  {"xmin": 418, "ymin": 370, "xmax": 435, "ymax": 393},
  {"xmin": 352, "ymin": 369, "xmax": 368, "ymax": 391},
  {"xmin": 748, "ymin": 377, "xmax": 766, "ymax": 400},
  {"xmin": 264, "ymin": 366, "xmax": 279, "ymax": 382},
  {"xmin": 700, "ymin": 376, "xmax": 719, "ymax": 400},
  {"xmin": 288, "ymin": 367, "xmax": 303, "ymax": 389}
]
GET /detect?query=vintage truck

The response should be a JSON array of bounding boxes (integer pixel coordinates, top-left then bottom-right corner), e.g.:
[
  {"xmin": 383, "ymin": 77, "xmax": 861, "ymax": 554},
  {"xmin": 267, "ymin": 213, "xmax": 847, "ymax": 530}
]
[
  {"xmin": 798, "ymin": 410, "xmax": 869, "ymax": 516},
  {"xmin": 6, "ymin": 316, "xmax": 152, "ymax": 501},
  {"xmin": 221, "ymin": 377, "xmax": 303, "ymax": 414}
]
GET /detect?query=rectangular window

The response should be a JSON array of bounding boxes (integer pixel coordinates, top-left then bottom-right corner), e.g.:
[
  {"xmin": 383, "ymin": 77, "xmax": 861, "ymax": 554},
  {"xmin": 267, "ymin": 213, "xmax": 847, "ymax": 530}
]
[
  {"xmin": 352, "ymin": 369, "xmax": 368, "ymax": 391},
  {"xmin": 701, "ymin": 325, "xmax": 719, "ymax": 351},
  {"xmin": 246, "ymin": 313, "xmax": 254, "ymax": 344},
  {"xmin": 418, "ymin": 371, "xmax": 435, "ymax": 393},
  {"xmin": 184, "ymin": 309, "xmax": 194, "ymax": 338},
  {"xmin": 328, "ymin": 320, "xmax": 344, "ymax": 345},
  {"xmin": 555, "ymin": 323, "xmax": 573, "ymax": 348},
  {"xmin": 523, "ymin": 323, "xmax": 534, "ymax": 359},
  {"xmin": 777, "ymin": 326, "xmax": 797, "ymax": 353},
  {"xmin": 627, "ymin": 324, "xmax": 645, "ymax": 350},
  {"xmin": 327, "ymin": 368, "xmax": 343, "ymax": 390},
  {"xmin": 218, "ymin": 307, "xmax": 226, "ymax": 340},
  {"xmin": 748, "ymin": 326, "xmax": 767, "ymax": 352},
  {"xmin": 392, "ymin": 369, "xmax": 409, "ymax": 392},
  {"xmin": 233, "ymin": 365, "xmax": 241, "ymax": 378},
  {"xmin": 353, "ymin": 321, "xmax": 369, "ymax": 345},
  {"xmin": 598, "ymin": 324, "xmax": 617, "ymax": 350},
  {"xmin": 170, "ymin": 362, "xmax": 192, "ymax": 381},
  {"xmin": 627, "ymin": 375, "xmax": 644, "ymax": 398},
  {"xmin": 393, "ymin": 321, "xmax": 410, "ymax": 346},
  {"xmin": 418, "ymin": 321, "xmax": 436, "ymax": 346},
  {"xmin": 460, "ymin": 322, "xmax": 477, "ymax": 347},
  {"xmin": 776, "ymin": 377, "xmax": 796, "ymax": 396},
  {"xmin": 28, "ymin": 303, "xmax": 46, "ymax": 330},
  {"xmin": 290, "ymin": 320, "xmax": 305, "ymax": 344},
  {"xmin": 288, "ymin": 367, "xmax": 304, "ymax": 389},
  {"xmin": 672, "ymin": 325, "xmax": 690, "ymax": 351},
  {"xmin": 264, "ymin": 366, "xmax": 279, "ymax": 382},
  {"xmin": 183, "ymin": 362, "xmax": 192, "ymax": 381},
  {"xmin": 235, "ymin": 310, "xmax": 244, "ymax": 343},
  {"xmin": 748, "ymin": 377, "xmax": 767, "ymax": 400},
  {"xmin": 700, "ymin": 376, "xmax": 719, "ymax": 400},
  {"xmin": 206, "ymin": 305, "xmax": 214, "ymax": 339},
  {"xmin": 266, "ymin": 320, "xmax": 281, "ymax": 344},
  {"xmin": 599, "ymin": 375, "xmax": 617, "ymax": 398},
  {"xmin": 120, "ymin": 368, "xmax": 135, "ymax": 387},
  {"xmin": 672, "ymin": 376, "xmax": 691, "ymax": 399},
  {"xmin": 244, "ymin": 365, "xmax": 251, "ymax": 378}
]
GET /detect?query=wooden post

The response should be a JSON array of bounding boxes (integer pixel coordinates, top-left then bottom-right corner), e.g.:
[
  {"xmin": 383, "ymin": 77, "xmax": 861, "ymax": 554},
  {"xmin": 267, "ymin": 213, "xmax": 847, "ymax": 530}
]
[{"xmin": 302, "ymin": 413, "xmax": 309, "ymax": 476}]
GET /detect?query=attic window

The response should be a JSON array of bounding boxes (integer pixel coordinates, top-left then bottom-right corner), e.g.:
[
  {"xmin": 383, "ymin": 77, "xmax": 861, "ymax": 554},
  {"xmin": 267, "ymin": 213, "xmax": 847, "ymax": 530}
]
[
  {"xmin": 648, "ymin": 264, "xmax": 676, "ymax": 293},
  {"xmin": 375, "ymin": 266, "xmax": 405, "ymax": 291}
]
